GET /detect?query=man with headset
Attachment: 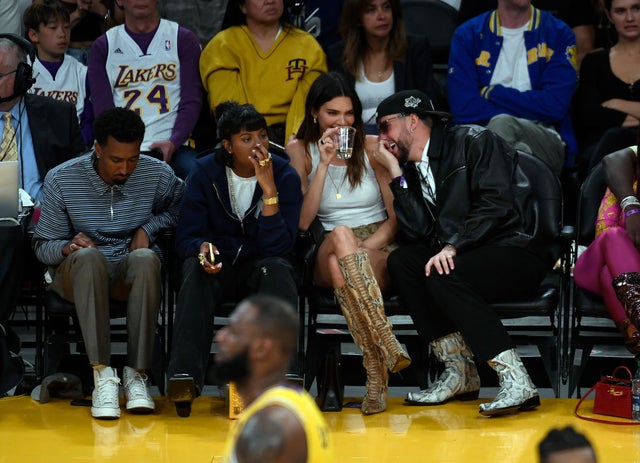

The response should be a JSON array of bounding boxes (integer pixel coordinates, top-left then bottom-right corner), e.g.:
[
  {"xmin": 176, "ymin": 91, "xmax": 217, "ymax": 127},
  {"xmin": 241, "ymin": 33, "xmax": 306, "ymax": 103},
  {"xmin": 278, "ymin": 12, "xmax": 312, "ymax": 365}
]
[{"xmin": 0, "ymin": 34, "xmax": 84, "ymax": 333}]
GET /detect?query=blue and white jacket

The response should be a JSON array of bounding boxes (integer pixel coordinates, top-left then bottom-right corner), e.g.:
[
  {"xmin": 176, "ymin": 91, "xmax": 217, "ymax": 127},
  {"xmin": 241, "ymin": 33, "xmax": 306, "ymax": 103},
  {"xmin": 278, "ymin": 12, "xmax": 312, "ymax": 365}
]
[{"xmin": 447, "ymin": 6, "xmax": 578, "ymax": 166}]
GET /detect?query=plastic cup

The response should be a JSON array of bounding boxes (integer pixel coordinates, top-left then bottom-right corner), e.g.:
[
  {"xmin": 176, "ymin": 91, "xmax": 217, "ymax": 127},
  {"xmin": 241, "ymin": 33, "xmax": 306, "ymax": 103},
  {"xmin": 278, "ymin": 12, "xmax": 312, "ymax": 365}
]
[{"xmin": 332, "ymin": 126, "xmax": 356, "ymax": 160}]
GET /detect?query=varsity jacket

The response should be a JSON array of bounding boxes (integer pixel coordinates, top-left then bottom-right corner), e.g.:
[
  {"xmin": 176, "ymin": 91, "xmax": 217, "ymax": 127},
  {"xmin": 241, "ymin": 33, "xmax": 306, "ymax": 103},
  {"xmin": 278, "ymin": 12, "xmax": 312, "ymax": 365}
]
[{"xmin": 447, "ymin": 6, "xmax": 578, "ymax": 165}]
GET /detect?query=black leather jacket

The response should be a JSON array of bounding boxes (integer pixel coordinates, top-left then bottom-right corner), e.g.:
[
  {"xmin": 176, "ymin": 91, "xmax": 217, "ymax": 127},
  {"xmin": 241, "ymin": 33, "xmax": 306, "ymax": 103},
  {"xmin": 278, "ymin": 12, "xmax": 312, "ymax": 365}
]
[{"xmin": 390, "ymin": 124, "xmax": 532, "ymax": 253}]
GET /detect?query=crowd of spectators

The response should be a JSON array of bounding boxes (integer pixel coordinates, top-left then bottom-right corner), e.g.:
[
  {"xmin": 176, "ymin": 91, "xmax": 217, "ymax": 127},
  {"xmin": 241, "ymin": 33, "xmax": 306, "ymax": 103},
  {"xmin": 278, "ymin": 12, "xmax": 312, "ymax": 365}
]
[{"xmin": 3, "ymin": 0, "xmax": 640, "ymax": 433}]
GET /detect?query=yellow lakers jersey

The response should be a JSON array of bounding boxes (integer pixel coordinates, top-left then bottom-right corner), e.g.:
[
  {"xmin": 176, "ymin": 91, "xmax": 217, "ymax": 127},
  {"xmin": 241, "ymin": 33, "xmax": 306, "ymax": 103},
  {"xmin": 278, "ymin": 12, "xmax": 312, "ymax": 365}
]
[{"xmin": 223, "ymin": 385, "xmax": 333, "ymax": 463}]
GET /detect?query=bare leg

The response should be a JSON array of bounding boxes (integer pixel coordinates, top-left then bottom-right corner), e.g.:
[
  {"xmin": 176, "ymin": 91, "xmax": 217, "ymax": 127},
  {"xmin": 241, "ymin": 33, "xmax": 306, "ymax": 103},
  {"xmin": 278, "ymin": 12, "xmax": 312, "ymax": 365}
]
[{"xmin": 313, "ymin": 226, "xmax": 392, "ymax": 291}]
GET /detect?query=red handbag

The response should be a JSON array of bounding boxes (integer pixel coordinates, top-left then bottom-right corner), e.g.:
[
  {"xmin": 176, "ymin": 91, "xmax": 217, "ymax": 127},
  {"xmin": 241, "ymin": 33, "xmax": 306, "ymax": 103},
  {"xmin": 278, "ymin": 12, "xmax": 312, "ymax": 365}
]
[{"xmin": 575, "ymin": 366, "xmax": 640, "ymax": 425}]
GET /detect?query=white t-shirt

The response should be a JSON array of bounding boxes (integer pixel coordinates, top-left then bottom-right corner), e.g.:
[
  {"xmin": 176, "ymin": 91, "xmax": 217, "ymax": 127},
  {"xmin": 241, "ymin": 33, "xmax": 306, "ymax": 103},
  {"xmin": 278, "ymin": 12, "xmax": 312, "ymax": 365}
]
[
  {"xmin": 226, "ymin": 167, "xmax": 257, "ymax": 219},
  {"xmin": 490, "ymin": 23, "xmax": 531, "ymax": 92}
]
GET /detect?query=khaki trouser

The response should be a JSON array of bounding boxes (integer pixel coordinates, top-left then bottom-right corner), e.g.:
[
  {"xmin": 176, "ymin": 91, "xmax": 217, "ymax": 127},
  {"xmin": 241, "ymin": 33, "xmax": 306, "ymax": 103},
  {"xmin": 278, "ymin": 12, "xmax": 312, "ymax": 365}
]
[
  {"xmin": 49, "ymin": 247, "xmax": 161, "ymax": 369},
  {"xmin": 487, "ymin": 114, "xmax": 566, "ymax": 175}
]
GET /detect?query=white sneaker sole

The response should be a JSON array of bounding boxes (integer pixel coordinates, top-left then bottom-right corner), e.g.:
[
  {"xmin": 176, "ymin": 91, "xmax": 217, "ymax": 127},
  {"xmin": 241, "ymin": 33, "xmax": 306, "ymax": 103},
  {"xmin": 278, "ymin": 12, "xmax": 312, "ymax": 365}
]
[
  {"xmin": 126, "ymin": 398, "xmax": 155, "ymax": 414},
  {"xmin": 92, "ymin": 406, "xmax": 121, "ymax": 420}
]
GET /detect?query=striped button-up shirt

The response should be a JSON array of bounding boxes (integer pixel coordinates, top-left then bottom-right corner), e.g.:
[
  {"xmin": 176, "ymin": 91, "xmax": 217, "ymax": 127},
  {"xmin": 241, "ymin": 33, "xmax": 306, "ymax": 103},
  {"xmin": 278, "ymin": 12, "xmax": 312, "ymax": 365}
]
[{"xmin": 33, "ymin": 151, "xmax": 184, "ymax": 266}]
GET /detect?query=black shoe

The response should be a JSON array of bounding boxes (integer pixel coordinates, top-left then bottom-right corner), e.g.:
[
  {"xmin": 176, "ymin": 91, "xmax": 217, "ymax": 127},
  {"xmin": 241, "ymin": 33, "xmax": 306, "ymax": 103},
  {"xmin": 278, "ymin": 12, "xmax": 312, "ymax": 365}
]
[
  {"xmin": 175, "ymin": 401, "xmax": 191, "ymax": 418},
  {"xmin": 167, "ymin": 374, "xmax": 196, "ymax": 418}
]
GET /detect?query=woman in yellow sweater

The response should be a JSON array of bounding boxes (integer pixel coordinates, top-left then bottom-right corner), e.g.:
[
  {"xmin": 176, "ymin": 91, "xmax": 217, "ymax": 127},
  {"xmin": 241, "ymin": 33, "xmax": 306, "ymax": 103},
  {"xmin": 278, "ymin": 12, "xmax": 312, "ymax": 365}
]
[{"xmin": 200, "ymin": 0, "xmax": 327, "ymax": 146}]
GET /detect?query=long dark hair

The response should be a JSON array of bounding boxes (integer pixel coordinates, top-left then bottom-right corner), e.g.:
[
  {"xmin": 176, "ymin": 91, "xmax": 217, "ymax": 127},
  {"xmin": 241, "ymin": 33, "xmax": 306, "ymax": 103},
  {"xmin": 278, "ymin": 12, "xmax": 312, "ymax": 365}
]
[
  {"xmin": 339, "ymin": 0, "xmax": 407, "ymax": 79},
  {"xmin": 214, "ymin": 101, "xmax": 268, "ymax": 167},
  {"xmin": 221, "ymin": 0, "xmax": 294, "ymax": 30},
  {"xmin": 296, "ymin": 72, "xmax": 366, "ymax": 188},
  {"xmin": 601, "ymin": 0, "xmax": 620, "ymax": 46}
]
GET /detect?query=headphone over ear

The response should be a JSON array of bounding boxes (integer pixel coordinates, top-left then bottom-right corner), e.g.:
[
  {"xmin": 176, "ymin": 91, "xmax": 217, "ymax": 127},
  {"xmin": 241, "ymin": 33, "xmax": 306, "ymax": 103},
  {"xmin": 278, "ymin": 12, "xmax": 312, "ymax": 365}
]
[{"xmin": 0, "ymin": 33, "xmax": 36, "ymax": 98}]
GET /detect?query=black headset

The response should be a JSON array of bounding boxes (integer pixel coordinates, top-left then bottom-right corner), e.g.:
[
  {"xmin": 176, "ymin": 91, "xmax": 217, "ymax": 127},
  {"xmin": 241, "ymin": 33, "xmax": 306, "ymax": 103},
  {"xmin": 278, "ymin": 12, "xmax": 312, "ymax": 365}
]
[{"xmin": 0, "ymin": 33, "xmax": 36, "ymax": 99}]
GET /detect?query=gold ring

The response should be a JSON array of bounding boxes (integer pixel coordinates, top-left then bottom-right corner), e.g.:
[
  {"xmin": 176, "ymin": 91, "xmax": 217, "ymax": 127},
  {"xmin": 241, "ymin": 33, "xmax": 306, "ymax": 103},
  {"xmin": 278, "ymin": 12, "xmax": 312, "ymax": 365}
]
[
  {"xmin": 197, "ymin": 253, "xmax": 206, "ymax": 266},
  {"xmin": 259, "ymin": 156, "xmax": 272, "ymax": 167}
]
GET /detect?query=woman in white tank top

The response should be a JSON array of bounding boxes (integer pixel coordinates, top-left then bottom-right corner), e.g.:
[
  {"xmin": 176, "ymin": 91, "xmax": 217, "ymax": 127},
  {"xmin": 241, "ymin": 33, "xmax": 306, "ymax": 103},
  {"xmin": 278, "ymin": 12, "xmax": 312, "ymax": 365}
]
[{"xmin": 287, "ymin": 72, "xmax": 410, "ymax": 415}]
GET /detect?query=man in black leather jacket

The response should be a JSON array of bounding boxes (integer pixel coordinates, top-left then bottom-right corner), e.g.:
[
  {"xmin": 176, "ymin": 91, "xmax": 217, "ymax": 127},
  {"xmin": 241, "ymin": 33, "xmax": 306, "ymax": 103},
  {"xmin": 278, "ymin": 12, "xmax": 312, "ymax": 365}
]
[{"xmin": 372, "ymin": 90, "xmax": 547, "ymax": 416}]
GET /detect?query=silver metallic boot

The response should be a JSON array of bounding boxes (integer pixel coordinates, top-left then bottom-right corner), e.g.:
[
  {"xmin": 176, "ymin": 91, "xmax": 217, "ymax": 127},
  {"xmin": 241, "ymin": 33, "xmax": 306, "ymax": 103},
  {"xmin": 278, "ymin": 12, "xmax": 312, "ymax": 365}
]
[
  {"xmin": 479, "ymin": 348, "xmax": 540, "ymax": 416},
  {"xmin": 405, "ymin": 332, "xmax": 480, "ymax": 405}
]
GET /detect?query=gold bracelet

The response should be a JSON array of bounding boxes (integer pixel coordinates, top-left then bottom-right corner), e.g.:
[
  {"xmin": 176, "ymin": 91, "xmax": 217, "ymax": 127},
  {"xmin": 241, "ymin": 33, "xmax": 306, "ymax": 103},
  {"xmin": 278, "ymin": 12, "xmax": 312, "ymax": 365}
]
[{"xmin": 263, "ymin": 195, "xmax": 279, "ymax": 205}]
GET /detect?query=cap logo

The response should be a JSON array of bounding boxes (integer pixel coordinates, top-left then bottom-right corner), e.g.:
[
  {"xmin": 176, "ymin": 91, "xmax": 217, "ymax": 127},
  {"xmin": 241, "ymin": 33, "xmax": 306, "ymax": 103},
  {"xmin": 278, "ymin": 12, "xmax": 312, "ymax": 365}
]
[{"xmin": 404, "ymin": 96, "xmax": 421, "ymax": 108}]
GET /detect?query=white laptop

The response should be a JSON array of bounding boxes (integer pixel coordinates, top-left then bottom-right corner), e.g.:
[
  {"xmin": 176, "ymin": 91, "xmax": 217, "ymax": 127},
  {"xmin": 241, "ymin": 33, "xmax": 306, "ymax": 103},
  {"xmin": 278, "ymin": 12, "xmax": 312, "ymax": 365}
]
[{"xmin": 0, "ymin": 161, "xmax": 19, "ymax": 226}]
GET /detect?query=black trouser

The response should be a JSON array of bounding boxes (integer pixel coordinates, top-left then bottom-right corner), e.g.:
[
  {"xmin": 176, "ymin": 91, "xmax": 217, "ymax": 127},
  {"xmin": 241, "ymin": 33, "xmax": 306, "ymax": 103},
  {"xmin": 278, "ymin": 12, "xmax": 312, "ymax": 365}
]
[
  {"xmin": 387, "ymin": 244, "xmax": 546, "ymax": 364},
  {"xmin": 0, "ymin": 224, "xmax": 24, "ymax": 322},
  {"xmin": 168, "ymin": 255, "xmax": 299, "ymax": 390}
]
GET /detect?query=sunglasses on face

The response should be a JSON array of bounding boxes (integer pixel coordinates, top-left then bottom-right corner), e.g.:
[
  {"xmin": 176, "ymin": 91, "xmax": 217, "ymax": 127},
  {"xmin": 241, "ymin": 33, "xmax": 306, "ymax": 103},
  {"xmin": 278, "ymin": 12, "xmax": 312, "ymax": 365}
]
[{"xmin": 377, "ymin": 114, "xmax": 406, "ymax": 134}]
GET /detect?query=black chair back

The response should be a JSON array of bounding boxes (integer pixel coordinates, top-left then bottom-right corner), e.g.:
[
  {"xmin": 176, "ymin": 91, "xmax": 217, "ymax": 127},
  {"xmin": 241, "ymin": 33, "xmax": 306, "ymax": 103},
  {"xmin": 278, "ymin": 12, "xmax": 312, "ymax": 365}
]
[
  {"xmin": 576, "ymin": 163, "xmax": 606, "ymax": 247},
  {"xmin": 401, "ymin": 0, "xmax": 457, "ymax": 64},
  {"xmin": 488, "ymin": 151, "xmax": 568, "ymax": 396},
  {"xmin": 517, "ymin": 151, "xmax": 564, "ymax": 267}
]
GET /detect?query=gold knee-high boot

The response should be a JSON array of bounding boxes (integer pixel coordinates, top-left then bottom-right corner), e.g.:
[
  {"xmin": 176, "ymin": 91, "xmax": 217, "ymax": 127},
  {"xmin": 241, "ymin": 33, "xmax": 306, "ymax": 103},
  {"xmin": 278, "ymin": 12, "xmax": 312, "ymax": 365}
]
[
  {"xmin": 338, "ymin": 251, "xmax": 411, "ymax": 373},
  {"xmin": 334, "ymin": 285, "xmax": 387, "ymax": 415}
]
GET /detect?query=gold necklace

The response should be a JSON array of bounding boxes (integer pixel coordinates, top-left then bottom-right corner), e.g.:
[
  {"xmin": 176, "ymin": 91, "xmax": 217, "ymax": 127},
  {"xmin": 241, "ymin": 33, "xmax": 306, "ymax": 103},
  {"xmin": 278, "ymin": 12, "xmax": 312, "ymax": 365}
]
[{"xmin": 327, "ymin": 167, "xmax": 347, "ymax": 200}]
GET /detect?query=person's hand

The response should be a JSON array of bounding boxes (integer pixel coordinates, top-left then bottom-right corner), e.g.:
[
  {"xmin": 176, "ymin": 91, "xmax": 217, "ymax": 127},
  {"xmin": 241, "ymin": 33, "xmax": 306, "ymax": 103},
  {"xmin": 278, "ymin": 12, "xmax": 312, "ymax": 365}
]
[
  {"xmin": 64, "ymin": 232, "xmax": 97, "ymax": 256},
  {"xmin": 198, "ymin": 241, "xmax": 222, "ymax": 274},
  {"xmin": 623, "ymin": 114, "xmax": 640, "ymax": 128},
  {"xmin": 248, "ymin": 143, "xmax": 278, "ymax": 198},
  {"xmin": 130, "ymin": 228, "xmax": 150, "ymax": 251},
  {"xmin": 601, "ymin": 98, "xmax": 628, "ymax": 112},
  {"xmin": 425, "ymin": 244, "xmax": 456, "ymax": 276},
  {"xmin": 373, "ymin": 139, "xmax": 402, "ymax": 178},
  {"xmin": 317, "ymin": 127, "xmax": 340, "ymax": 166},
  {"xmin": 149, "ymin": 140, "xmax": 177, "ymax": 164}
]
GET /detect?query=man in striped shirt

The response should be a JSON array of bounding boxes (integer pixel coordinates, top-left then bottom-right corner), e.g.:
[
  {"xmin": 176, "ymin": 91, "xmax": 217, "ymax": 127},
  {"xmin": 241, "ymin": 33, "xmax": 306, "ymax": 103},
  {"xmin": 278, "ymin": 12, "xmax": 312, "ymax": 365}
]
[{"xmin": 32, "ymin": 107, "xmax": 184, "ymax": 420}]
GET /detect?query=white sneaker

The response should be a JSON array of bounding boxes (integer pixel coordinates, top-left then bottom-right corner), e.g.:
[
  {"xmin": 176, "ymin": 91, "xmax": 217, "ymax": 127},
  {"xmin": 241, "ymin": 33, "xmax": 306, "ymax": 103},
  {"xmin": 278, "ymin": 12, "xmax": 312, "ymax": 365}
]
[
  {"xmin": 123, "ymin": 366, "xmax": 155, "ymax": 414},
  {"xmin": 92, "ymin": 367, "xmax": 121, "ymax": 420}
]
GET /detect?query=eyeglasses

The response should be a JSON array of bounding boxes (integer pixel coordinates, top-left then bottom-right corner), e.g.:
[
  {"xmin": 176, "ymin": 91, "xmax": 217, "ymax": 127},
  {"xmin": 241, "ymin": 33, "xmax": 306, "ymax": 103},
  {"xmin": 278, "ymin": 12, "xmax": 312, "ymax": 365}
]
[{"xmin": 377, "ymin": 114, "xmax": 406, "ymax": 134}]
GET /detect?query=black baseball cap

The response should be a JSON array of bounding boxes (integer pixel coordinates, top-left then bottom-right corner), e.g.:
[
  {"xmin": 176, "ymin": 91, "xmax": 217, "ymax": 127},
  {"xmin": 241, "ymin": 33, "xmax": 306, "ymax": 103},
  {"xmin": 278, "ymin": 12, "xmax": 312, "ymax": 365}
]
[{"xmin": 376, "ymin": 90, "xmax": 451, "ymax": 122}]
